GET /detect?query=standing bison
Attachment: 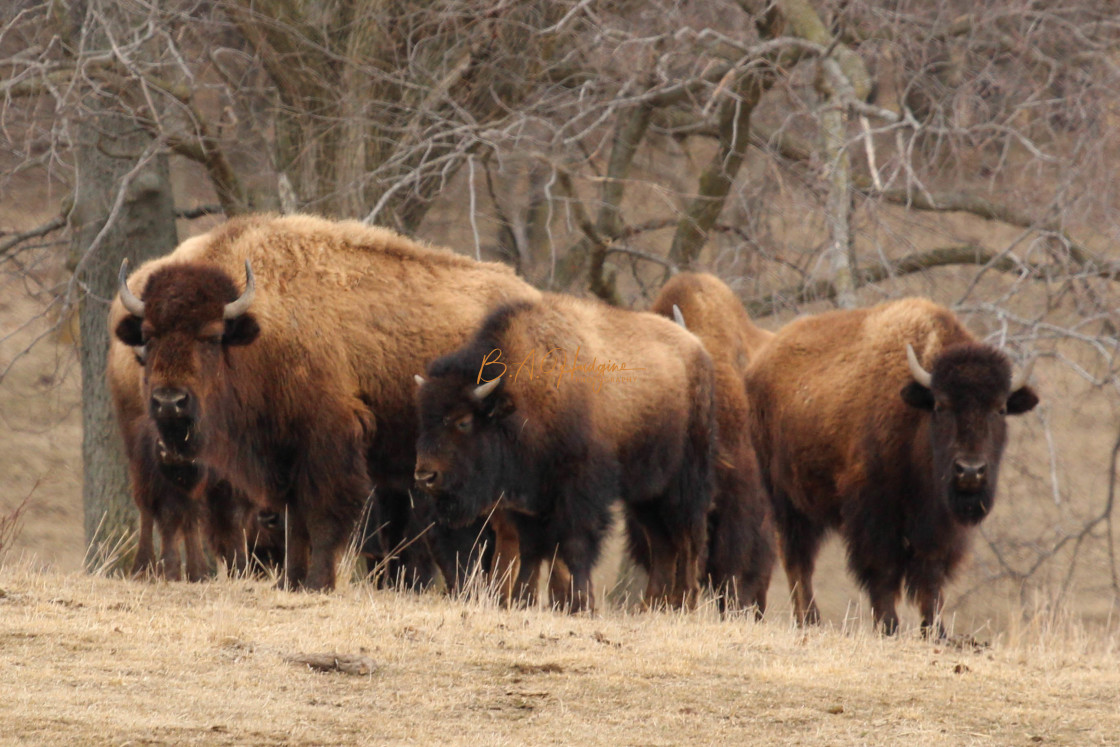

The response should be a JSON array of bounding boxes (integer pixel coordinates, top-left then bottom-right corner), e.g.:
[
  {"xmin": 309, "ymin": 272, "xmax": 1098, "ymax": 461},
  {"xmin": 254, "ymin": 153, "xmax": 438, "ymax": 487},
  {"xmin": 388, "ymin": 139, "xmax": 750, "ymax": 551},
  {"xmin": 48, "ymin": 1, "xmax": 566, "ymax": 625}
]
[
  {"xmin": 413, "ymin": 294, "xmax": 716, "ymax": 611},
  {"xmin": 109, "ymin": 213, "xmax": 538, "ymax": 590},
  {"xmin": 651, "ymin": 273, "xmax": 776, "ymax": 615},
  {"xmin": 744, "ymin": 298, "xmax": 1038, "ymax": 635}
]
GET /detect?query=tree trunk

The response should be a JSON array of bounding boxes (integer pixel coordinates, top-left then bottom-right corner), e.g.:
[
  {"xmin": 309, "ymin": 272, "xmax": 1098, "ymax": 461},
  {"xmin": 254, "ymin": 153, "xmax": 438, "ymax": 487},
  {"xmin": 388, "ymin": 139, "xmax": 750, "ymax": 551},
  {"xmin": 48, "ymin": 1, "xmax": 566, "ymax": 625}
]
[
  {"xmin": 69, "ymin": 109, "xmax": 178, "ymax": 572},
  {"xmin": 667, "ymin": 75, "xmax": 764, "ymax": 269}
]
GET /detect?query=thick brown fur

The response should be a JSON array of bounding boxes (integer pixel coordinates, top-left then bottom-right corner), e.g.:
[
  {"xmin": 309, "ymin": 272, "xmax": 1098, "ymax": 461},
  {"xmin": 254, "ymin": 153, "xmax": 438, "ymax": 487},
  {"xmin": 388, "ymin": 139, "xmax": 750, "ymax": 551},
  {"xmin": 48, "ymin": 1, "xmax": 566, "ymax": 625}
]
[
  {"xmin": 108, "ymin": 213, "xmax": 539, "ymax": 591},
  {"xmin": 650, "ymin": 273, "xmax": 776, "ymax": 616},
  {"xmin": 744, "ymin": 298, "xmax": 1039, "ymax": 635},
  {"xmin": 415, "ymin": 293, "xmax": 717, "ymax": 611}
]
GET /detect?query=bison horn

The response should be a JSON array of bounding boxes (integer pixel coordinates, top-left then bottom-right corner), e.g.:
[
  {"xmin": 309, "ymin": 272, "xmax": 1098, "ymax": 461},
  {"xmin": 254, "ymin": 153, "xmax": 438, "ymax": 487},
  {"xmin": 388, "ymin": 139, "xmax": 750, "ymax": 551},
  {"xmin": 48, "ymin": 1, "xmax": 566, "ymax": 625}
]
[
  {"xmin": 906, "ymin": 344, "xmax": 933, "ymax": 389},
  {"xmin": 472, "ymin": 377, "xmax": 502, "ymax": 401},
  {"xmin": 223, "ymin": 260, "xmax": 256, "ymax": 320},
  {"xmin": 672, "ymin": 304, "xmax": 687, "ymax": 330},
  {"xmin": 118, "ymin": 259, "xmax": 145, "ymax": 317},
  {"xmin": 1009, "ymin": 356, "xmax": 1035, "ymax": 392},
  {"xmin": 414, "ymin": 374, "xmax": 427, "ymax": 387}
]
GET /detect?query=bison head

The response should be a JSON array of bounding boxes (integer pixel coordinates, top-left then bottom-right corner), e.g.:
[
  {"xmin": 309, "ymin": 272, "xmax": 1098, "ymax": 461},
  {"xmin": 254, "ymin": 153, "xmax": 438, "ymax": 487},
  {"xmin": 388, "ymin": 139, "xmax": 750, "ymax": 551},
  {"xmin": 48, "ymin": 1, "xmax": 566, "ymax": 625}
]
[
  {"xmin": 413, "ymin": 368, "xmax": 517, "ymax": 528},
  {"xmin": 901, "ymin": 342, "xmax": 1038, "ymax": 524},
  {"xmin": 115, "ymin": 260, "xmax": 259, "ymax": 467}
]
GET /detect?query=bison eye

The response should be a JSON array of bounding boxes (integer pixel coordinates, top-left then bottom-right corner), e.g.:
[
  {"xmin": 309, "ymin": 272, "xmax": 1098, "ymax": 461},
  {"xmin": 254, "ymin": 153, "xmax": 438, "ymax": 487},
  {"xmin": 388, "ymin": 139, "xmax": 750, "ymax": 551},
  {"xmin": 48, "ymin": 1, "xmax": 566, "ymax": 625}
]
[
  {"xmin": 454, "ymin": 415, "xmax": 472, "ymax": 433},
  {"xmin": 133, "ymin": 345, "xmax": 147, "ymax": 365}
]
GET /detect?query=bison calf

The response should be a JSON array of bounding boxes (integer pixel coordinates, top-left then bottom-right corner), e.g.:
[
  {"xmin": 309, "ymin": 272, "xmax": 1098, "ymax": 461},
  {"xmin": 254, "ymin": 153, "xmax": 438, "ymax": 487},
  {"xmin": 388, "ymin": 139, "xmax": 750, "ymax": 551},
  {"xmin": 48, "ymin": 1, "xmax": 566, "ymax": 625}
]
[
  {"xmin": 414, "ymin": 295, "xmax": 716, "ymax": 612},
  {"xmin": 745, "ymin": 298, "xmax": 1038, "ymax": 636}
]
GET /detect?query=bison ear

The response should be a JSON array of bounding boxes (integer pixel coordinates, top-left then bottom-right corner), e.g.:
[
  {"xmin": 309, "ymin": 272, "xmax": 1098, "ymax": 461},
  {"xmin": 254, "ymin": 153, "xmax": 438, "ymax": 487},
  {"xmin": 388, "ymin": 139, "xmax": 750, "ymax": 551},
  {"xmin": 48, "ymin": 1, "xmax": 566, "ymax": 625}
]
[
  {"xmin": 1006, "ymin": 384, "xmax": 1039, "ymax": 415},
  {"xmin": 484, "ymin": 393, "xmax": 516, "ymax": 421},
  {"xmin": 115, "ymin": 315, "xmax": 144, "ymax": 347},
  {"xmin": 900, "ymin": 382, "xmax": 934, "ymax": 411},
  {"xmin": 223, "ymin": 313, "xmax": 260, "ymax": 347}
]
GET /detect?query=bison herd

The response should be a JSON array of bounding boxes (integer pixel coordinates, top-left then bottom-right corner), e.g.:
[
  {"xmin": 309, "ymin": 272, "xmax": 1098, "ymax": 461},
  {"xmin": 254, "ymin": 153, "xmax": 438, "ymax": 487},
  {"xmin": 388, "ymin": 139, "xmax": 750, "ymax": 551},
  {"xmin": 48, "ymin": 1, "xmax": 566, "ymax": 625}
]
[{"xmin": 108, "ymin": 214, "xmax": 1038, "ymax": 636}]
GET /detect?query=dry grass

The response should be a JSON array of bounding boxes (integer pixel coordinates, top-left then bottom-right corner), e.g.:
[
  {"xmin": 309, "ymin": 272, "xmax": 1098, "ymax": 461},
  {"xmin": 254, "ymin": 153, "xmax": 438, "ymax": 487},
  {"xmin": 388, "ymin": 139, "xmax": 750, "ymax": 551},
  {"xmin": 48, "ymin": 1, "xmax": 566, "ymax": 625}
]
[{"xmin": 0, "ymin": 562, "xmax": 1116, "ymax": 745}]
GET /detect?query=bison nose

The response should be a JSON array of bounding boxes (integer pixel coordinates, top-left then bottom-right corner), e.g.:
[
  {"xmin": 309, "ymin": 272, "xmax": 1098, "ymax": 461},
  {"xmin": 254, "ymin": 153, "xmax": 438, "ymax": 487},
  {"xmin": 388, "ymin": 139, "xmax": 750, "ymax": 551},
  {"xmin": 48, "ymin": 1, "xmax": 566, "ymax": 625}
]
[
  {"xmin": 953, "ymin": 459, "xmax": 987, "ymax": 490},
  {"xmin": 414, "ymin": 468, "xmax": 439, "ymax": 490},
  {"xmin": 151, "ymin": 387, "xmax": 191, "ymax": 418}
]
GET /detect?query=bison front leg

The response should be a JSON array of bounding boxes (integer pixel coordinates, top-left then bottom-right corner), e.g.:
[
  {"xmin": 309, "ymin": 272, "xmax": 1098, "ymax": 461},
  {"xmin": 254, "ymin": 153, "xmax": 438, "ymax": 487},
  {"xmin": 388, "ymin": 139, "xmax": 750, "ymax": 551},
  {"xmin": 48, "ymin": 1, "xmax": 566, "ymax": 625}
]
[
  {"xmin": 862, "ymin": 566, "xmax": 904, "ymax": 635},
  {"xmin": 545, "ymin": 559, "xmax": 574, "ymax": 608},
  {"xmin": 157, "ymin": 519, "xmax": 183, "ymax": 582},
  {"xmin": 869, "ymin": 584, "xmax": 902, "ymax": 635},
  {"xmin": 641, "ymin": 530, "xmax": 678, "ymax": 610},
  {"xmin": 488, "ymin": 510, "xmax": 521, "ymax": 606},
  {"xmin": 204, "ymin": 480, "xmax": 255, "ymax": 577},
  {"xmin": 279, "ymin": 508, "xmax": 311, "ymax": 590},
  {"xmin": 560, "ymin": 555, "xmax": 594, "ymax": 614},
  {"xmin": 555, "ymin": 532, "xmax": 598, "ymax": 614},
  {"xmin": 517, "ymin": 557, "xmax": 575, "ymax": 609},
  {"xmin": 288, "ymin": 426, "xmax": 371, "ymax": 592},
  {"xmin": 132, "ymin": 505, "xmax": 157, "ymax": 578},
  {"xmin": 183, "ymin": 519, "xmax": 210, "ymax": 582},
  {"xmin": 301, "ymin": 490, "xmax": 367, "ymax": 592},
  {"xmin": 670, "ymin": 535, "xmax": 702, "ymax": 610},
  {"xmin": 915, "ymin": 586, "xmax": 946, "ymax": 640}
]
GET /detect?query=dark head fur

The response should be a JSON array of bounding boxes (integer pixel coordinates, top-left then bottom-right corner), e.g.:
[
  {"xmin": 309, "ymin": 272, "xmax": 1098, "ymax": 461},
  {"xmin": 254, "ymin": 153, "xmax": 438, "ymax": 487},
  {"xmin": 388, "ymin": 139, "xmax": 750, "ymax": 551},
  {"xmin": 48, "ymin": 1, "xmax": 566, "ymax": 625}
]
[
  {"xmin": 413, "ymin": 305, "xmax": 533, "ymax": 527},
  {"xmin": 115, "ymin": 264, "xmax": 260, "ymax": 465},
  {"xmin": 901, "ymin": 342, "xmax": 1038, "ymax": 524}
]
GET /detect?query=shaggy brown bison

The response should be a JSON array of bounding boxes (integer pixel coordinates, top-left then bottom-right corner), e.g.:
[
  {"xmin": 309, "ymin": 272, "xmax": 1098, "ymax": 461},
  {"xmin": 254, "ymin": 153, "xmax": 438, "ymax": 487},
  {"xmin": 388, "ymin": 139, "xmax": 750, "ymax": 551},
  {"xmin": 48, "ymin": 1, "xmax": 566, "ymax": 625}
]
[
  {"xmin": 413, "ymin": 294, "xmax": 717, "ymax": 611},
  {"xmin": 651, "ymin": 273, "xmax": 776, "ymax": 615},
  {"xmin": 744, "ymin": 298, "xmax": 1038, "ymax": 635},
  {"xmin": 109, "ymin": 213, "xmax": 539, "ymax": 590}
]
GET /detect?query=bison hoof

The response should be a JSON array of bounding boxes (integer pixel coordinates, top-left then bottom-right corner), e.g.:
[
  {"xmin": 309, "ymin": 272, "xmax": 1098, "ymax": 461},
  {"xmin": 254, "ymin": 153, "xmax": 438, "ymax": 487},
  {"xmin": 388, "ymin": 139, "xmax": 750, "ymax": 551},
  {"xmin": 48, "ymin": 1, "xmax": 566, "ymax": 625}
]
[
  {"xmin": 796, "ymin": 607, "xmax": 821, "ymax": 627},
  {"xmin": 130, "ymin": 565, "xmax": 157, "ymax": 581},
  {"xmin": 275, "ymin": 576, "xmax": 333, "ymax": 593}
]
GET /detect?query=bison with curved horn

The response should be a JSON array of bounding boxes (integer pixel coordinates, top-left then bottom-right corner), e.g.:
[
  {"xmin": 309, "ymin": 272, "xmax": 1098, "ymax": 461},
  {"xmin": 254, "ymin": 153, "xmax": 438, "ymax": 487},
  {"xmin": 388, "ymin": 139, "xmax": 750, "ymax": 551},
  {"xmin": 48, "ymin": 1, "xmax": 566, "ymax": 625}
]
[
  {"xmin": 744, "ymin": 298, "xmax": 1038, "ymax": 636},
  {"xmin": 413, "ymin": 294, "xmax": 717, "ymax": 612},
  {"xmin": 109, "ymin": 213, "xmax": 539, "ymax": 590}
]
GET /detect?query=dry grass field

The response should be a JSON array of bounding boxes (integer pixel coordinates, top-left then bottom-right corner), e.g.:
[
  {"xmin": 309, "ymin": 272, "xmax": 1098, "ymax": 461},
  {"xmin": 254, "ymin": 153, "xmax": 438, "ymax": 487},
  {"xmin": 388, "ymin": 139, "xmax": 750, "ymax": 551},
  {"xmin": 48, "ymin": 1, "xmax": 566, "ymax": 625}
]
[{"xmin": 1, "ymin": 561, "xmax": 1119, "ymax": 746}]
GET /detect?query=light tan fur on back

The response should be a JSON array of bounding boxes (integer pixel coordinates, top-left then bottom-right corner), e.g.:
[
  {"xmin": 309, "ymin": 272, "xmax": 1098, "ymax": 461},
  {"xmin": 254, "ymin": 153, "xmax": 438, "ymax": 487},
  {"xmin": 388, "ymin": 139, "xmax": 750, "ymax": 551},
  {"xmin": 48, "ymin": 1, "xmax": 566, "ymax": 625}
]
[{"xmin": 491, "ymin": 293, "xmax": 710, "ymax": 457}]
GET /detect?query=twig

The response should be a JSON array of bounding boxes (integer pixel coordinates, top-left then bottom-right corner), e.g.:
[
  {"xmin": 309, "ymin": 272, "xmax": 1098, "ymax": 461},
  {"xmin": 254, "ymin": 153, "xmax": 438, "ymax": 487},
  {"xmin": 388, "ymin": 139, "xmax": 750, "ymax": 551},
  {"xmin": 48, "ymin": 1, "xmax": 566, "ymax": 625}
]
[{"xmin": 0, "ymin": 216, "xmax": 66, "ymax": 260}]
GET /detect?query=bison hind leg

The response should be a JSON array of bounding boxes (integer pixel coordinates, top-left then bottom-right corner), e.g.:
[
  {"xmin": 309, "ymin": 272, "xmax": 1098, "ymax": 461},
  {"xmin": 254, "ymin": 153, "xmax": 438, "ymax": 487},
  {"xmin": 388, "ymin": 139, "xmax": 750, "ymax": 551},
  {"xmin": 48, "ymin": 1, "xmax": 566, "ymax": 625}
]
[
  {"xmin": 768, "ymin": 489, "xmax": 825, "ymax": 625},
  {"xmin": 705, "ymin": 465, "xmax": 776, "ymax": 619},
  {"xmin": 629, "ymin": 469, "xmax": 711, "ymax": 609}
]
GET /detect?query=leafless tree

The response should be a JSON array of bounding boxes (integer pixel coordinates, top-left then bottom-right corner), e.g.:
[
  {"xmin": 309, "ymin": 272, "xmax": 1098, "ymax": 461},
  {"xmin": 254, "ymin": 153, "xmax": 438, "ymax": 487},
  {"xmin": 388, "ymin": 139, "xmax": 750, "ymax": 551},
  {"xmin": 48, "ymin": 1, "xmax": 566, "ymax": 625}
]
[{"xmin": 2, "ymin": 0, "xmax": 1119, "ymax": 619}]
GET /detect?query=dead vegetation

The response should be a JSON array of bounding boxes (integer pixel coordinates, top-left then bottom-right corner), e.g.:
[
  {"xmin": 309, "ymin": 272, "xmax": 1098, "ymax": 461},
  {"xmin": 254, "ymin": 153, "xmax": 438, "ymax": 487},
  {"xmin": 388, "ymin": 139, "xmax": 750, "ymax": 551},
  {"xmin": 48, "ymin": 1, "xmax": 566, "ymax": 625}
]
[{"xmin": 0, "ymin": 562, "xmax": 1117, "ymax": 745}]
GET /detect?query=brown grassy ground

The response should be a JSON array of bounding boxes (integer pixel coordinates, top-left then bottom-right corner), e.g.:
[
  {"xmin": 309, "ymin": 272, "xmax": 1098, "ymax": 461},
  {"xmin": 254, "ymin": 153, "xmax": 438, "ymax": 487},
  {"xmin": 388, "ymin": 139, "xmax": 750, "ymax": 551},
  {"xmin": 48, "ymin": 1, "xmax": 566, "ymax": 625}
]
[{"xmin": 1, "ymin": 562, "xmax": 1118, "ymax": 746}]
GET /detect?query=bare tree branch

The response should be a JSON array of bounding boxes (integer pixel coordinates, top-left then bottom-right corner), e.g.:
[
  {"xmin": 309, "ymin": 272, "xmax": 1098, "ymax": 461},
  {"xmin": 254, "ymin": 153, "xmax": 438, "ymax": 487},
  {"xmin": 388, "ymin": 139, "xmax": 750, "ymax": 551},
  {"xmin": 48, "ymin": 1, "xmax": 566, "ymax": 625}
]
[{"xmin": 0, "ymin": 216, "xmax": 67, "ymax": 260}]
